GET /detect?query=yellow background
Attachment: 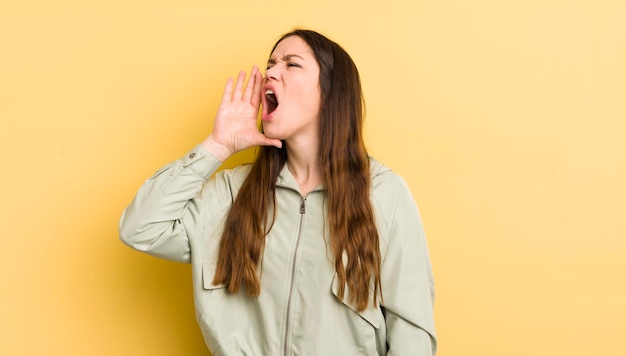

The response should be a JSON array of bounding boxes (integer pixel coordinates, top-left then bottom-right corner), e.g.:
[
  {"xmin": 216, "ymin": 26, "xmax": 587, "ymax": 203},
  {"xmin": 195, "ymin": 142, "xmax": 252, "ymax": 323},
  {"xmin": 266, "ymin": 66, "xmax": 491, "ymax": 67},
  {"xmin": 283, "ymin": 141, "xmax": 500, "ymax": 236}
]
[{"xmin": 1, "ymin": 0, "xmax": 625, "ymax": 355}]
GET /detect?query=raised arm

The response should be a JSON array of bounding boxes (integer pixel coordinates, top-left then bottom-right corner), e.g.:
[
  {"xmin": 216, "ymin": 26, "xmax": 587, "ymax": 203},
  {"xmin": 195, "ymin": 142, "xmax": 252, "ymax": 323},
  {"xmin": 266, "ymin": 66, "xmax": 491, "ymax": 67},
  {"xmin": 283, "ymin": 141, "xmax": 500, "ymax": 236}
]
[{"xmin": 119, "ymin": 67, "xmax": 280, "ymax": 262}]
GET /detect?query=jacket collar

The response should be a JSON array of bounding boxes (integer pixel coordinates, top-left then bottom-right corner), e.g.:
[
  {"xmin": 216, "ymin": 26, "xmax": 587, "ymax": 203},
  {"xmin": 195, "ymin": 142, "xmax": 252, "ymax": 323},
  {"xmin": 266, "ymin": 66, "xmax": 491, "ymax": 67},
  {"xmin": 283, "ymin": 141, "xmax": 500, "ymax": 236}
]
[
  {"xmin": 276, "ymin": 163, "xmax": 325, "ymax": 194},
  {"xmin": 274, "ymin": 157, "xmax": 389, "ymax": 194}
]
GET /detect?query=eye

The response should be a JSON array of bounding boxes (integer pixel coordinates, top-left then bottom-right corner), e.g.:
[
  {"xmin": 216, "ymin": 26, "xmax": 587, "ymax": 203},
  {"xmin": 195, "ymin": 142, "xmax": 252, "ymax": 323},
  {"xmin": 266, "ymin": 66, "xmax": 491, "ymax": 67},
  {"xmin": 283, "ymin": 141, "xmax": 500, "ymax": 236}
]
[{"xmin": 287, "ymin": 62, "xmax": 301, "ymax": 68}]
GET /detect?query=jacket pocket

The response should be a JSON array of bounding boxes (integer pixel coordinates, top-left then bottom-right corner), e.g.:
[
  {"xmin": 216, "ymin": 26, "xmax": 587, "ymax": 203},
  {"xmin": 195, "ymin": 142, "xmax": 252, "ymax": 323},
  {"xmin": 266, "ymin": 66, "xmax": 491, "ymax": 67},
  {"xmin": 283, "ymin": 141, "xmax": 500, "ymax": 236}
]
[
  {"xmin": 331, "ymin": 273, "xmax": 382, "ymax": 329},
  {"xmin": 199, "ymin": 263, "xmax": 226, "ymax": 330}
]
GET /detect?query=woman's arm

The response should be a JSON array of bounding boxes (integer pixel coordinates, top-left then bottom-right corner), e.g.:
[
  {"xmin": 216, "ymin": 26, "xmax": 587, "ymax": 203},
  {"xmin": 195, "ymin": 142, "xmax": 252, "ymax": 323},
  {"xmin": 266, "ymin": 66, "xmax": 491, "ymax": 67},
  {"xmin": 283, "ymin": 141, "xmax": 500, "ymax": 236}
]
[
  {"xmin": 119, "ymin": 66, "xmax": 280, "ymax": 262},
  {"xmin": 118, "ymin": 146, "xmax": 223, "ymax": 262},
  {"xmin": 379, "ymin": 175, "xmax": 437, "ymax": 355}
]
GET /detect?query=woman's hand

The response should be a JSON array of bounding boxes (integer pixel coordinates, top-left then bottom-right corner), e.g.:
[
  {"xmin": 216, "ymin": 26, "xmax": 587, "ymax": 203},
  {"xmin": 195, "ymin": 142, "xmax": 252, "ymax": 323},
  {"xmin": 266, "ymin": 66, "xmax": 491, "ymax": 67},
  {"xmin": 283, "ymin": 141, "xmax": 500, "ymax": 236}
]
[{"xmin": 202, "ymin": 66, "xmax": 282, "ymax": 161}]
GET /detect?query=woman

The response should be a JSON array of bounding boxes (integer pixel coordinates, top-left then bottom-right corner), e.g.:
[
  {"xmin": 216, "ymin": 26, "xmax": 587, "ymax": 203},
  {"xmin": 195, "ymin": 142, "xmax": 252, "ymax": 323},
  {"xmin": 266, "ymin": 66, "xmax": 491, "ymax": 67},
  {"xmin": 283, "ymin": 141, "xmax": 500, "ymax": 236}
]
[{"xmin": 120, "ymin": 29, "xmax": 436, "ymax": 355}]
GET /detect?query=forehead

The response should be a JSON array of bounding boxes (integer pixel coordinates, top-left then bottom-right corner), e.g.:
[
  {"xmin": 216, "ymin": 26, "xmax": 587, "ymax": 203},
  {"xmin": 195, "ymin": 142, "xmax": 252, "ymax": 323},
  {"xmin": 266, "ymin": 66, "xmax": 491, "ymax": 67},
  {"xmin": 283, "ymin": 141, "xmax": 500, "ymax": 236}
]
[{"xmin": 269, "ymin": 36, "xmax": 314, "ymax": 59}]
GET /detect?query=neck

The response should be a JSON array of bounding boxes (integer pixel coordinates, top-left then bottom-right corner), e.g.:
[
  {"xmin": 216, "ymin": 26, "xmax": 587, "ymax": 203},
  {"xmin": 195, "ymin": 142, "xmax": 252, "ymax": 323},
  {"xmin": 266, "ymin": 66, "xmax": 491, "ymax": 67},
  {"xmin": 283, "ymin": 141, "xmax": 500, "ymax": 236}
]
[{"xmin": 285, "ymin": 139, "xmax": 322, "ymax": 196}]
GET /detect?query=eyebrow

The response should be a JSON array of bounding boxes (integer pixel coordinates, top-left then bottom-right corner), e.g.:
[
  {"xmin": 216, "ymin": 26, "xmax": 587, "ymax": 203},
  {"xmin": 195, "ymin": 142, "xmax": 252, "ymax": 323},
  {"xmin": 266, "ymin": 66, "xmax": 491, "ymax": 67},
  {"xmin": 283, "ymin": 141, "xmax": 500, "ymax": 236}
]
[{"xmin": 267, "ymin": 54, "xmax": 305, "ymax": 65}]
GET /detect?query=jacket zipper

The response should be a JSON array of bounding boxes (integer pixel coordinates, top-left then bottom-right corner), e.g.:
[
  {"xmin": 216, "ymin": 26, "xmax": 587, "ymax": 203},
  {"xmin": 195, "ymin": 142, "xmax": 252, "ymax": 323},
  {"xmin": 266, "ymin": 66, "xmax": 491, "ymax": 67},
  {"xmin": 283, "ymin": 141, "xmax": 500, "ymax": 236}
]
[{"xmin": 283, "ymin": 196, "xmax": 306, "ymax": 356}]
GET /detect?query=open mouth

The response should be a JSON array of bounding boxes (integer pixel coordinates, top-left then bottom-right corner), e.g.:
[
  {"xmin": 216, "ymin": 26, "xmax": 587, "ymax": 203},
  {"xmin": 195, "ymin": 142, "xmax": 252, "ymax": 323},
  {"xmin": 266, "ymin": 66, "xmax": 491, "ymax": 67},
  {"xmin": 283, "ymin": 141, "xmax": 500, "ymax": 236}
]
[{"xmin": 265, "ymin": 89, "xmax": 278, "ymax": 114}]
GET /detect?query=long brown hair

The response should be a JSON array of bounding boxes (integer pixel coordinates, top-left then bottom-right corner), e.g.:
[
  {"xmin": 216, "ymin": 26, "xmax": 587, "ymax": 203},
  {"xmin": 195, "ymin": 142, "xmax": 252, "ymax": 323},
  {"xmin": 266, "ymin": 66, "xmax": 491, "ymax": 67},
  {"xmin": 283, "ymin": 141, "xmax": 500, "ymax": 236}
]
[{"xmin": 213, "ymin": 29, "xmax": 381, "ymax": 312}]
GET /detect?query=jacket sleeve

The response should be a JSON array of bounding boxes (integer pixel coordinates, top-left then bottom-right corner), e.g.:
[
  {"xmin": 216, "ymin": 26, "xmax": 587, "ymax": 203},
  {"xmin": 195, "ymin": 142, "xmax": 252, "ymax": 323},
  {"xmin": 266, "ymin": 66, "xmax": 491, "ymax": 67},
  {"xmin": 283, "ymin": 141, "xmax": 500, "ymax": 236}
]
[
  {"xmin": 118, "ymin": 145, "xmax": 225, "ymax": 263},
  {"xmin": 379, "ymin": 175, "xmax": 437, "ymax": 355}
]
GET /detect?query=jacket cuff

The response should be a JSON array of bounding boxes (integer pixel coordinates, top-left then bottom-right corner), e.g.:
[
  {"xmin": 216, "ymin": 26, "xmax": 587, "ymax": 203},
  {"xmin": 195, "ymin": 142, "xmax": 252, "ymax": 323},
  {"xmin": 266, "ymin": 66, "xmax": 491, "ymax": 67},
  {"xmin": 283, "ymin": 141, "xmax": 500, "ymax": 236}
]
[{"xmin": 181, "ymin": 144, "xmax": 223, "ymax": 180}]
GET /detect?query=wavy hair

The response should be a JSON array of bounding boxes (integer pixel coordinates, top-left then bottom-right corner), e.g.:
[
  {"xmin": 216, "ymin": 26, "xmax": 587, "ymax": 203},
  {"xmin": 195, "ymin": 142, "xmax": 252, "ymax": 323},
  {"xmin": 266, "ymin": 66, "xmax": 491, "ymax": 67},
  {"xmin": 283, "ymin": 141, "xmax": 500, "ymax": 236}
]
[{"xmin": 213, "ymin": 29, "xmax": 381, "ymax": 312}]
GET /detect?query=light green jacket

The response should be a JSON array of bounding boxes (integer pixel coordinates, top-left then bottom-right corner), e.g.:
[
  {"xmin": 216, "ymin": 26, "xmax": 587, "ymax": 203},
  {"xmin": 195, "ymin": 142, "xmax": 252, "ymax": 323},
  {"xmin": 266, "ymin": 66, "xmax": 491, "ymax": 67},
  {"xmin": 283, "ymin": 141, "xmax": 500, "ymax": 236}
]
[{"xmin": 119, "ymin": 145, "xmax": 437, "ymax": 356}]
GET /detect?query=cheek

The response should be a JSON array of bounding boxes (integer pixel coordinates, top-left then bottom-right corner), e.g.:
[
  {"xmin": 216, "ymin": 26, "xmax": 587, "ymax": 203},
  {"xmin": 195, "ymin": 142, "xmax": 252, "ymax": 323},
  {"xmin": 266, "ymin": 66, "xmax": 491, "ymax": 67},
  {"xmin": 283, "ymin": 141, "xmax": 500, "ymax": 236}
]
[{"xmin": 304, "ymin": 86, "xmax": 321, "ymax": 109}]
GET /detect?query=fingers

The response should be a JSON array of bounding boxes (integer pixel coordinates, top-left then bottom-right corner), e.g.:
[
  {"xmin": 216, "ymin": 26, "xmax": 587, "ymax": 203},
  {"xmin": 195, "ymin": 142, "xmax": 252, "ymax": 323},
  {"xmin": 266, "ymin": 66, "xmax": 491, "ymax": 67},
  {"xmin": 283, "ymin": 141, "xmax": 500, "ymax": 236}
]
[
  {"xmin": 232, "ymin": 70, "xmax": 246, "ymax": 100},
  {"xmin": 223, "ymin": 67, "xmax": 262, "ymax": 105},
  {"xmin": 221, "ymin": 71, "xmax": 246, "ymax": 103},
  {"xmin": 221, "ymin": 77, "xmax": 234, "ymax": 103},
  {"xmin": 244, "ymin": 66, "xmax": 263, "ymax": 108}
]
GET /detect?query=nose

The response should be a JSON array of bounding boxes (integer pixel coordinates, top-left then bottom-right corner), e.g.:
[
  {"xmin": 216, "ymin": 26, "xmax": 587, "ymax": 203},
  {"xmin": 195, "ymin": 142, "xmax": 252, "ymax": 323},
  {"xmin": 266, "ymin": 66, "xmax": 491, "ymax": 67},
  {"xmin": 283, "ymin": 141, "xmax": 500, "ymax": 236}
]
[{"xmin": 265, "ymin": 63, "xmax": 281, "ymax": 82}]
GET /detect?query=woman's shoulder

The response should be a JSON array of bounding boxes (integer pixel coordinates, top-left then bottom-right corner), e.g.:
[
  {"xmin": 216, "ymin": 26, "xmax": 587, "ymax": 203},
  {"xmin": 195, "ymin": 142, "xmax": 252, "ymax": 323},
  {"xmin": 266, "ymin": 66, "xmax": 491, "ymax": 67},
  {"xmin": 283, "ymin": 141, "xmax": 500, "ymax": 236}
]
[{"xmin": 369, "ymin": 157, "xmax": 409, "ymax": 194}]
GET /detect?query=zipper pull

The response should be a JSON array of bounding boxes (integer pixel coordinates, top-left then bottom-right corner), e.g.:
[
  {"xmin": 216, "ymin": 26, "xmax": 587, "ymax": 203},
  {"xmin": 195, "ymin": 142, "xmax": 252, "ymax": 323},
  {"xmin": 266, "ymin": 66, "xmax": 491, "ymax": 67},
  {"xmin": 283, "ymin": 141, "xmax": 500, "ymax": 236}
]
[{"xmin": 300, "ymin": 197, "xmax": 306, "ymax": 214}]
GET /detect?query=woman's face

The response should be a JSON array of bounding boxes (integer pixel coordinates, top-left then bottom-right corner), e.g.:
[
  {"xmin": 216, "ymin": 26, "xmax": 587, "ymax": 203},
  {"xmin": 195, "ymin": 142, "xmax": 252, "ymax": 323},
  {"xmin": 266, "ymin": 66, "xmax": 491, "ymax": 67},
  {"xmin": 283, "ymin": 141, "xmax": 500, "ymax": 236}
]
[{"xmin": 261, "ymin": 36, "xmax": 321, "ymax": 142}]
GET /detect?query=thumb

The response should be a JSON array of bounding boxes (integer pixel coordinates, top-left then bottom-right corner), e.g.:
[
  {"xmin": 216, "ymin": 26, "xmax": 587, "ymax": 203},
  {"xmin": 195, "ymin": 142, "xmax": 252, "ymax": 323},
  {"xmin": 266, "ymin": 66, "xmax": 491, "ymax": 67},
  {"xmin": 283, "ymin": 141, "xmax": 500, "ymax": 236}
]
[{"xmin": 261, "ymin": 138, "xmax": 283, "ymax": 149}]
